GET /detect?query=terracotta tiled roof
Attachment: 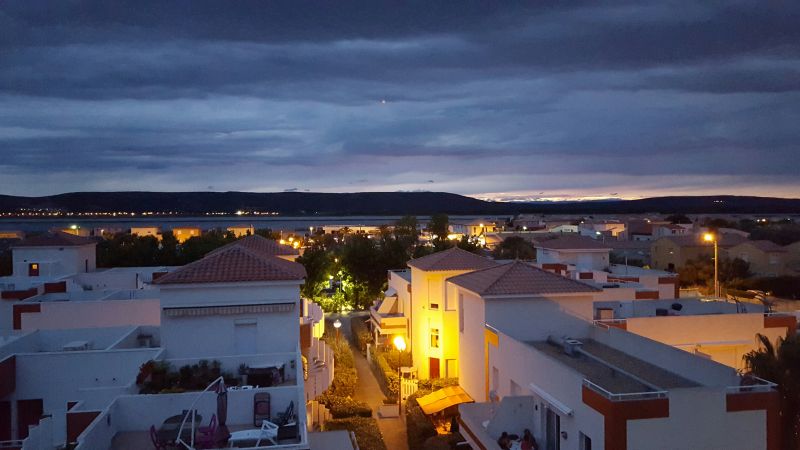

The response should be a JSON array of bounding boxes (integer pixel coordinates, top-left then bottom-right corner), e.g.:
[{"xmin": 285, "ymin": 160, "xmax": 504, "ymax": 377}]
[
  {"xmin": 534, "ymin": 235, "xmax": 611, "ymax": 251},
  {"xmin": 12, "ymin": 231, "xmax": 97, "ymax": 248},
  {"xmin": 153, "ymin": 245, "xmax": 306, "ymax": 285},
  {"xmin": 448, "ymin": 260, "xmax": 600, "ymax": 297},
  {"xmin": 207, "ymin": 234, "xmax": 299, "ymax": 257},
  {"xmin": 407, "ymin": 247, "xmax": 498, "ymax": 271},
  {"xmin": 737, "ymin": 240, "xmax": 787, "ymax": 253}
]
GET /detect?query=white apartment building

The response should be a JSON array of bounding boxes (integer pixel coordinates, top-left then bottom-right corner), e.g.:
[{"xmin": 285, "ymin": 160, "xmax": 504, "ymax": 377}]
[{"xmin": 535, "ymin": 235, "xmax": 611, "ymax": 271}]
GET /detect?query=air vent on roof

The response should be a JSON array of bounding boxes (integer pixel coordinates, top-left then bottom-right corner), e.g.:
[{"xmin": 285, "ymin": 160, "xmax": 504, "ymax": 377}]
[{"xmin": 563, "ymin": 339, "xmax": 583, "ymax": 357}]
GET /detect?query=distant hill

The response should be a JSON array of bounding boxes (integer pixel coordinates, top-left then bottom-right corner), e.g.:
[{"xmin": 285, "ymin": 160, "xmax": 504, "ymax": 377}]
[{"xmin": 0, "ymin": 192, "xmax": 798, "ymax": 216}]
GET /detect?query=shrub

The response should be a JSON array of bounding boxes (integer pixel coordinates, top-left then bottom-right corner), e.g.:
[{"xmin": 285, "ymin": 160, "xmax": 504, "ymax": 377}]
[
  {"xmin": 351, "ymin": 317, "xmax": 374, "ymax": 353},
  {"xmin": 405, "ymin": 392, "xmax": 437, "ymax": 450},
  {"xmin": 325, "ymin": 417, "xmax": 387, "ymax": 450},
  {"xmin": 327, "ymin": 396, "xmax": 373, "ymax": 419},
  {"xmin": 370, "ymin": 349, "xmax": 399, "ymax": 398},
  {"xmin": 416, "ymin": 377, "xmax": 459, "ymax": 392},
  {"xmin": 424, "ymin": 433, "xmax": 466, "ymax": 450}
]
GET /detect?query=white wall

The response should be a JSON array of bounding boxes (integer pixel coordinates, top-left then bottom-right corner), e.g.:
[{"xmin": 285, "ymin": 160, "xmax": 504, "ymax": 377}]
[
  {"xmin": 159, "ymin": 282, "xmax": 301, "ymax": 359},
  {"xmin": 485, "ymin": 295, "xmax": 595, "ymax": 342},
  {"xmin": 488, "ymin": 331, "xmax": 605, "ymax": 450},
  {"xmin": 13, "ymin": 245, "xmax": 95, "ymax": 279},
  {"xmin": 458, "ymin": 290, "xmax": 487, "ymax": 402},
  {"xmin": 11, "ymin": 347, "xmax": 159, "ymax": 446},
  {"xmin": 627, "ymin": 388, "xmax": 765, "ymax": 450},
  {"xmin": 20, "ymin": 299, "xmax": 160, "ymax": 331}
]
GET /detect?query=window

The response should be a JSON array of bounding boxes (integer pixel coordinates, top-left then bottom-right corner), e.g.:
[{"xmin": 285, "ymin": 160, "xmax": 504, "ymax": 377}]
[
  {"xmin": 430, "ymin": 328, "xmax": 440, "ymax": 348},
  {"xmin": 28, "ymin": 263, "xmax": 39, "ymax": 277},
  {"xmin": 579, "ymin": 432, "xmax": 592, "ymax": 450},
  {"xmin": 458, "ymin": 295, "xmax": 464, "ymax": 332}
]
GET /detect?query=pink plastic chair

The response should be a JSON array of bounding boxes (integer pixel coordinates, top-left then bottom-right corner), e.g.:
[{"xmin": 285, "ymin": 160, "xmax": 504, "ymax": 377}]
[
  {"xmin": 149, "ymin": 425, "xmax": 168, "ymax": 450},
  {"xmin": 196, "ymin": 414, "xmax": 217, "ymax": 449}
]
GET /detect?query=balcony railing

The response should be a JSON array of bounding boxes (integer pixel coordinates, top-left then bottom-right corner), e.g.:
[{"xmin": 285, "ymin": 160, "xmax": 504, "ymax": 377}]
[
  {"xmin": 583, "ymin": 379, "xmax": 667, "ymax": 401},
  {"xmin": 726, "ymin": 375, "xmax": 776, "ymax": 394}
]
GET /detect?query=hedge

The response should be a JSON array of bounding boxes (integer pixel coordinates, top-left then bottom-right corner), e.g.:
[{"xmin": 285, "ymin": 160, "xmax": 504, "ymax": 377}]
[
  {"xmin": 405, "ymin": 378, "xmax": 461, "ymax": 450},
  {"xmin": 423, "ymin": 433, "xmax": 466, "ymax": 450},
  {"xmin": 370, "ymin": 348, "xmax": 399, "ymax": 398},
  {"xmin": 350, "ymin": 316, "xmax": 373, "ymax": 354},
  {"xmin": 327, "ymin": 395, "xmax": 373, "ymax": 419},
  {"xmin": 325, "ymin": 417, "xmax": 388, "ymax": 450},
  {"xmin": 405, "ymin": 391, "xmax": 438, "ymax": 450}
]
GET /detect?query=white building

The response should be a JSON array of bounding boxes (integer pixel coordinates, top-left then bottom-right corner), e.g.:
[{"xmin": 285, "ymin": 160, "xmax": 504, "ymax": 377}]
[{"xmin": 535, "ymin": 235, "xmax": 611, "ymax": 271}]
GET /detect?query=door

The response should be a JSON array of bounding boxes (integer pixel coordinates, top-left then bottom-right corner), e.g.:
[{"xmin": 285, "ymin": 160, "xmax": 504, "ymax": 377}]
[
  {"xmin": 545, "ymin": 407, "xmax": 560, "ymax": 450},
  {"xmin": 234, "ymin": 322, "xmax": 258, "ymax": 355},
  {"xmin": 429, "ymin": 357, "xmax": 440, "ymax": 379},
  {"xmin": 0, "ymin": 401, "xmax": 10, "ymax": 441},
  {"xmin": 17, "ymin": 399, "xmax": 43, "ymax": 439}
]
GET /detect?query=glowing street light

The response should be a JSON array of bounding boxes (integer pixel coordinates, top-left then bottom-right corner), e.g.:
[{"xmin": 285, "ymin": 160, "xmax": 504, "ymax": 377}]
[
  {"xmin": 333, "ymin": 319, "xmax": 342, "ymax": 346},
  {"xmin": 393, "ymin": 335, "xmax": 406, "ymax": 414},
  {"xmin": 704, "ymin": 233, "xmax": 719, "ymax": 298}
]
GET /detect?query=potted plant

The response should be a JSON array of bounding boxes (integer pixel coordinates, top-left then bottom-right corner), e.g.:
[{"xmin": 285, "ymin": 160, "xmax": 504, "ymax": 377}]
[{"xmin": 238, "ymin": 363, "xmax": 249, "ymax": 386}]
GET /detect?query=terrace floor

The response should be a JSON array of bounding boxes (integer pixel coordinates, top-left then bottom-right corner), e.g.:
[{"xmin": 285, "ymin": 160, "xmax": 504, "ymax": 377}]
[{"xmin": 111, "ymin": 424, "xmax": 302, "ymax": 450}]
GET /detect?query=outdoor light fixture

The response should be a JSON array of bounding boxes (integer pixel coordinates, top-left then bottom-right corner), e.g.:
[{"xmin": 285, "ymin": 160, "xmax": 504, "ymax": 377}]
[
  {"xmin": 333, "ymin": 319, "xmax": 342, "ymax": 345},
  {"xmin": 703, "ymin": 233, "xmax": 719, "ymax": 298}
]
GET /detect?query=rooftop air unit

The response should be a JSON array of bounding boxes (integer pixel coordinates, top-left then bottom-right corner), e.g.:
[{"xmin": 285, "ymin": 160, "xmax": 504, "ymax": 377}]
[{"xmin": 563, "ymin": 339, "xmax": 583, "ymax": 357}]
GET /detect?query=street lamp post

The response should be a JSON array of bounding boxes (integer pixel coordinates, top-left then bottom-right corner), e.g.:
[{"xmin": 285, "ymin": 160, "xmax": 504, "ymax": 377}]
[
  {"xmin": 393, "ymin": 335, "xmax": 406, "ymax": 416},
  {"xmin": 704, "ymin": 233, "xmax": 719, "ymax": 297},
  {"xmin": 333, "ymin": 319, "xmax": 342, "ymax": 347}
]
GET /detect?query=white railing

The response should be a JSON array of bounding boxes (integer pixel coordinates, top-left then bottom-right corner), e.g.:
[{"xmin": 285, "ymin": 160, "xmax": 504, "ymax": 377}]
[
  {"xmin": 401, "ymin": 377, "xmax": 419, "ymax": 401},
  {"xmin": 726, "ymin": 375, "xmax": 777, "ymax": 394},
  {"xmin": 592, "ymin": 319, "xmax": 627, "ymax": 330},
  {"xmin": 582, "ymin": 379, "xmax": 667, "ymax": 401}
]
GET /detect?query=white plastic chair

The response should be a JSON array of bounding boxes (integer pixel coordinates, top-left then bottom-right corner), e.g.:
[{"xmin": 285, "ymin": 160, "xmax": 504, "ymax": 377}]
[{"xmin": 228, "ymin": 420, "xmax": 278, "ymax": 447}]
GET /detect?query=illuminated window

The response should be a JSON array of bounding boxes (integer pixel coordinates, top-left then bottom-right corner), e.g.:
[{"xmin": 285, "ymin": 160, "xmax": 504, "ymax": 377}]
[
  {"xmin": 430, "ymin": 328, "xmax": 440, "ymax": 348},
  {"xmin": 28, "ymin": 263, "xmax": 39, "ymax": 277}
]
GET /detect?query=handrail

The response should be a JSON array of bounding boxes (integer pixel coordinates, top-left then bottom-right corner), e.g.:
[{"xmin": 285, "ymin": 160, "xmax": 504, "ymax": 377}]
[
  {"xmin": 726, "ymin": 375, "xmax": 777, "ymax": 394},
  {"xmin": 582, "ymin": 379, "xmax": 667, "ymax": 401}
]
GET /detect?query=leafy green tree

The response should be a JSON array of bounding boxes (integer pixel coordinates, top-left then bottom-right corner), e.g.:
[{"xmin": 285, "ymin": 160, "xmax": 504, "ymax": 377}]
[
  {"xmin": 428, "ymin": 214, "xmax": 449, "ymax": 243},
  {"xmin": 744, "ymin": 332, "xmax": 800, "ymax": 450},
  {"xmin": 178, "ymin": 229, "xmax": 236, "ymax": 263},
  {"xmin": 340, "ymin": 234, "xmax": 386, "ymax": 308},
  {"xmin": 97, "ymin": 233, "xmax": 160, "ymax": 267},
  {"xmin": 255, "ymin": 228, "xmax": 280, "ymax": 240},
  {"xmin": 297, "ymin": 245, "xmax": 333, "ymax": 299},
  {"xmin": 455, "ymin": 236, "xmax": 482, "ymax": 254},
  {"xmin": 492, "ymin": 236, "xmax": 536, "ymax": 260},
  {"xmin": 394, "ymin": 216, "xmax": 419, "ymax": 255},
  {"xmin": 157, "ymin": 231, "xmax": 179, "ymax": 266},
  {"xmin": 665, "ymin": 214, "xmax": 692, "ymax": 224},
  {"xmin": 678, "ymin": 255, "xmax": 751, "ymax": 291}
]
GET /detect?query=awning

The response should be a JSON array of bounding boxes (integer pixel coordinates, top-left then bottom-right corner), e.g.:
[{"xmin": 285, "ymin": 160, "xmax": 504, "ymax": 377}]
[{"xmin": 416, "ymin": 386, "xmax": 474, "ymax": 415}]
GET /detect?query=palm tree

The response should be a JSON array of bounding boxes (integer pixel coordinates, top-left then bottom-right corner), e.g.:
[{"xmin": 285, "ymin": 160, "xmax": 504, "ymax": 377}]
[{"xmin": 744, "ymin": 332, "xmax": 800, "ymax": 450}]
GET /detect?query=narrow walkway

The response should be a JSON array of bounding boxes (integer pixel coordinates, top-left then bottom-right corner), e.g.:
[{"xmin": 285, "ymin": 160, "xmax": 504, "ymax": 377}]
[{"xmin": 340, "ymin": 313, "xmax": 409, "ymax": 450}]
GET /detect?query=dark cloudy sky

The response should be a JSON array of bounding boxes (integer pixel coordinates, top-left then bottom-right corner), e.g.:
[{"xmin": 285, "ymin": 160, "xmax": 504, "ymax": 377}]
[{"xmin": 1, "ymin": 1, "xmax": 799, "ymax": 200}]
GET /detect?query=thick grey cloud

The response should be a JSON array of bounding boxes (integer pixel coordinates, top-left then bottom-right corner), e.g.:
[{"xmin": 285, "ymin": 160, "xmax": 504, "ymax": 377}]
[{"xmin": 0, "ymin": 1, "xmax": 798, "ymax": 199}]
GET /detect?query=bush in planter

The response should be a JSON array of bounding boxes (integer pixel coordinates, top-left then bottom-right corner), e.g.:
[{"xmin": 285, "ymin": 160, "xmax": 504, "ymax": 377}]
[
  {"xmin": 423, "ymin": 433, "xmax": 466, "ymax": 450},
  {"xmin": 370, "ymin": 348, "xmax": 400, "ymax": 398},
  {"xmin": 405, "ymin": 392, "xmax": 437, "ymax": 450},
  {"xmin": 325, "ymin": 417, "xmax": 387, "ymax": 450},
  {"xmin": 327, "ymin": 396, "xmax": 373, "ymax": 418},
  {"xmin": 350, "ymin": 317, "xmax": 373, "ymax": 353}
]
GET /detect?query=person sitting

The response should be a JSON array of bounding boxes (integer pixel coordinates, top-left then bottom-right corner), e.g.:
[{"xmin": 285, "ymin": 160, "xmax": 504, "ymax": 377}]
[
  {"xmin": 521, "ymin": 428, "xmax": 539, "ymax": 450},
  {"xmin": 497, "ymin": 431, "xmax": 511, "ymax": 449}
]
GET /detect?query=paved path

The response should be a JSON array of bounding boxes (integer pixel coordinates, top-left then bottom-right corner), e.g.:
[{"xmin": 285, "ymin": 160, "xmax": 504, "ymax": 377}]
[{"xmin": 338, "ymin": 313, "xmax": 409, "ymax": 450}]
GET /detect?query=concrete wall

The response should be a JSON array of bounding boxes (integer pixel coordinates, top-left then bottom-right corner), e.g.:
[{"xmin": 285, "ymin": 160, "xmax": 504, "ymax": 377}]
[
  {"xmin": 409, "ymin": 268, "xmax": 468, "ymax": 379},
  {"xmin": 457, "ymin": 289, "xmax": 486, "ymax": 402},
  {"xmin": 20, "ymin": 299, "xmax": 160, "ymax": 331},
  {"xmin": 624, "ymin": 313, "xmax": 786, "ymax": 370},
  {"xmin": 10, "ymin": 347, "xmax": 158, "ymax": 445},
  {"xmin": 159, "ymin": 282, "xmax": 301, "ymax": 359},
  {"xmin": 485, "ymin": 295, "xmax": 595, "ymax": 342},
  {"xmin": 589, "ymin": 325, "xmax": 739, "ymax": 387},
  {"xmin": 627, "ymin": 388, "xmax": 765, "ymax": 450},
  {"xmin": 13, "ymin": 245, "xmax": 95, "ymax": 279},
  {"xmin": 488, "ymin": 331, "xmax": 605, "ymax": 450},
  {"xmin": 537, "ymin": 249, "xmax": 609, "ymax": 271}
]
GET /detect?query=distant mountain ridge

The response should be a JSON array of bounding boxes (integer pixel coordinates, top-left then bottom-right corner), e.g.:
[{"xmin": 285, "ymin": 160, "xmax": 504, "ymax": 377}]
[{"xmin": 0, "ymin": 192, "xmax": 798, "ymax": 215}]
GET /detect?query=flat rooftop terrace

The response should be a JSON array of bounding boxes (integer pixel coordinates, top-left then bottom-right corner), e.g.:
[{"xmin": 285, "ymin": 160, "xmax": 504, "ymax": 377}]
[{"xmin": 528, "ymin": 339, "xmax": 698, "ymax": 395}]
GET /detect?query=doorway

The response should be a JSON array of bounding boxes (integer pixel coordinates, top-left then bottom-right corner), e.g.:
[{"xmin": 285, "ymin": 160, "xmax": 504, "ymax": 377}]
[{"xmin": 429, "ymin": 357, "xmax": 440, "ymax": 379}]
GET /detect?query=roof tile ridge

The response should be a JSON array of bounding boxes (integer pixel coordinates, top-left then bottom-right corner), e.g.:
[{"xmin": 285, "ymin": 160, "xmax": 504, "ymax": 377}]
[{"xmin": 478, "ymin": 261, "xmax": 519, "ymax": 294}]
